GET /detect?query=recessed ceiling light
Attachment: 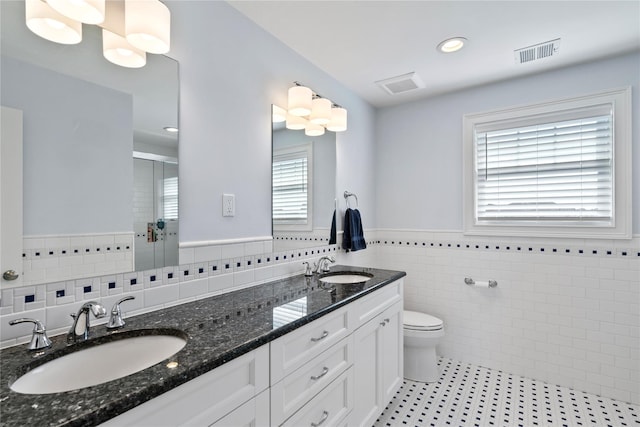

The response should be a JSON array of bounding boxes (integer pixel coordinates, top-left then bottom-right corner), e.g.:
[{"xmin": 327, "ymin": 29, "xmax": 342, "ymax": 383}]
[
  {"xmin": 437, "ymin": 37, "xmax": 467, "ymax": 53},
  {"xmin": 164, "ymin": 126, "xmax": 179, "ymax": 133}
]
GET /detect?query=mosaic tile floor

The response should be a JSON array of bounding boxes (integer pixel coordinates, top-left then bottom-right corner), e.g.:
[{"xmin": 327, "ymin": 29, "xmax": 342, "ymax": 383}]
[{"xmin": 374, "ymin": 358, "xmax": 639, "ymax": 427}]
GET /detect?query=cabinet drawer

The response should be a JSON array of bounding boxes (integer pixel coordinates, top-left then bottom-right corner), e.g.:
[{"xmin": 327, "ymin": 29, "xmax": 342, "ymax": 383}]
[
  {"xmin": 281, "ymin": 367, "xmax": 354, "ymax": 427},
  {"xmin": 209, "ymin": 388, "xmax": 269, "ymax": 427},
  {"xmin": 354, "ymin": 279, "xmax": 403, "ymax": 326},
  {"xmin": 271, "ymin": 336, "xmax": 353, "ymax": 425},
  {"xmin": 271, "ymin": 305, "xmax": 351, "ymax": 383},
  {"xmin": 101, "ymin": 345, "xmax": 269, "ymax": 427}
]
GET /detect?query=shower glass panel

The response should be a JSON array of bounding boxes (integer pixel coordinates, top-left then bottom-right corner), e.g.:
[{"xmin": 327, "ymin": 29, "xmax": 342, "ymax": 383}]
[{"xmin": 133, "ymin": 157, "xmax": 178, "ymax": 271}]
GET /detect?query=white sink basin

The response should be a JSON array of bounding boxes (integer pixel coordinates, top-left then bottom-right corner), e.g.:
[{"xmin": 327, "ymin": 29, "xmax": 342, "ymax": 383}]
[
  {"xmin": 11, "ymin": 334, "xmax": 187, "ymax": 394},
  {"xmin": 319, "ymin": 273, "xmax": 372, "ymax": 284}
]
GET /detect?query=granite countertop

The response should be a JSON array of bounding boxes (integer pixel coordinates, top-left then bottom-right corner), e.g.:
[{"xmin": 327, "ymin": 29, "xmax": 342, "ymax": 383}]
[{"xmin": 0, "ymin": 265, "xmax": 405, "ymax": 427}]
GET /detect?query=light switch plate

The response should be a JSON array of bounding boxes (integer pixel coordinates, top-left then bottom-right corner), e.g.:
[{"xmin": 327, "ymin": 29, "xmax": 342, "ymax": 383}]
[{"xmin": 222, "ymin": 194, "xmax": 235, "ymax": 217}]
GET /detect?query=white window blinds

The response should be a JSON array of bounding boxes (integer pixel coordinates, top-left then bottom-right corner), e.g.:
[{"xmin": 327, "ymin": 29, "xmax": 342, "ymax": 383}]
[
  {"xmin": 475, "ymin": 106, "xmax": 613, "ymax": 224},
  {"xmin": 272, "ymin": 151, "xmax": 308, "ymax": 223},
  {"xmin": 163, "ymin": 176, "xmax": 178, "ymax": 220}
]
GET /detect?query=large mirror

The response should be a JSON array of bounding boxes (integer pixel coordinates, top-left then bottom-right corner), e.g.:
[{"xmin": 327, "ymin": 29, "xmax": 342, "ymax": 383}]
[
  {"xmin": 0, "ymin": 1, "xmax": 179, "ymax": 286},
  {"xmin": 272, "ymin": 106, "xmax": 336, "ymax": 251}
]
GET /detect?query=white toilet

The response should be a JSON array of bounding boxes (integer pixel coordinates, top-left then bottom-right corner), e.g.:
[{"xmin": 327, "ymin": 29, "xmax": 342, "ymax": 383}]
[{"xmin": 403, "ymin": 310, "xmax": 445, "ymax": 383}]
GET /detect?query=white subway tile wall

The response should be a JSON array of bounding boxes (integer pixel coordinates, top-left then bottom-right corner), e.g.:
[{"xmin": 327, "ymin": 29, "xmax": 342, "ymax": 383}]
[
  {"xmin": 338, "ymin": 230, "xmax": 640, "ymax": 406},
  {"xmin": 22, "ymin": 233, "xmax": 134, "ymax": 285},
  {"xmin": 1, "ymin": 240, "xmax": 337, "ymax": 347},
  {"xmin": 2, "ymin": 231, "xmax": 638, "ymax": 406}
]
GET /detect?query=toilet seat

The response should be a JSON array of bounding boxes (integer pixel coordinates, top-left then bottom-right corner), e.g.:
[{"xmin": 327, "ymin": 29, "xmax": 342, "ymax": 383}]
[{"xmin": 403, "ymin": 310, "xmax": 443, "ymax": 331}]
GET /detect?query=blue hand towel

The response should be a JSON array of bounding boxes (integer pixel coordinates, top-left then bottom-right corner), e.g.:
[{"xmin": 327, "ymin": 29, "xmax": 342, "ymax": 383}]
[{"xmin": 343, "ymin": 208, "xmax": 366, "ymax": 251}]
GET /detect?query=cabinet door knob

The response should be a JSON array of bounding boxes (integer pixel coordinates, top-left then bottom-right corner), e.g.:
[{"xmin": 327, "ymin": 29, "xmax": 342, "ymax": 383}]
[
  {"xmin": 310, "ymin": 330, "xmax": 329, "ymax": 342},
  {"xmin": 311, "ymin": 410, "xmax": 329, "ymax": 427},
  {"xmin": 310, "ymin": 366, "xmax": 329, "ymax": 381},
  {"xmin": 3, "ymin": 270, "xmax": 19, "ymax": 281}
]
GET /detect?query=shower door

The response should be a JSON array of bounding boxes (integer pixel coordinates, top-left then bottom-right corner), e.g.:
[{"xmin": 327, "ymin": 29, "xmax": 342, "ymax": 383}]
[{"xmin": 133, "ymin": 157, "xmax": 178, "ymax": 271}]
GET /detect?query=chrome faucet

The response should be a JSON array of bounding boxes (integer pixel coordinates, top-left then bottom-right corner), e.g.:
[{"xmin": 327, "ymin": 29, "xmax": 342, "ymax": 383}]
[
  {"xmin": 107, "ymin": 296, "xmax": 135, "ymax": 330},
  {"xmin": 8, "ymin": 318, "xmax": 52, "ymax": 351},
  {"xmin": 67, "ymin": 301, "xmax": 106, "ymax": 343},
  {"xmin": 314, "ymin": 256, "xmax": 335, "ymax": 273}
]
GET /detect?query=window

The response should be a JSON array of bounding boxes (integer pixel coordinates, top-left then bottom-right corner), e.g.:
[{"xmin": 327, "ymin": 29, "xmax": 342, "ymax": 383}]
[
  {"xmin": 163, "ymin": 176, "xmax": 178, "ymax": 220},
  {"xmin": 272, "ymin": 143, "xmax": 313, "ymax": 230},
  {"xmin": 463, "ymin": 88, "xmax": 631, "ymax": 239}
]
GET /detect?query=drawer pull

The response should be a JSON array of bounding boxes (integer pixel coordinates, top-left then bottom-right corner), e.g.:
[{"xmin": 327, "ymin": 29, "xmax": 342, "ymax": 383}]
[
  {"xmin": 311, "ymin": 410, "xmax": 329, "ymax": 427},
  {"xmin": 310, "ymin": 330, "xmax": 329, "ymax": 342},
  {"xmin": 310, "ymin": 366, "xmax": 329, "ymax": 381}
]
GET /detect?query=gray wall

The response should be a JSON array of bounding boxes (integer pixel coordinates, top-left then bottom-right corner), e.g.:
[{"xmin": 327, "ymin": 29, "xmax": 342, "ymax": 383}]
[
  {"xmin": 167, "ymin": 1, "xmax": 376, "ymax": 244},
  {"xmin": 1, "ymin": 56, "xmax": 133, "ymax": 235},
  {"xmin": 374, "ymin": 52, "xmax": 640, "ymax": 233}
]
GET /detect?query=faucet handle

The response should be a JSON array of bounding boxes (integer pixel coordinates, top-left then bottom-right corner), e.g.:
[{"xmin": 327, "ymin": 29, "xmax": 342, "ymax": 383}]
[
  {"xmin": 107, "ymin": 296, "xmax": 135, "ymax": 330},
  {"xmin": 303, "ymin": 262, "xmax": 313, "ymax": 277},
  {"xmin": 9, "ymin": 318, "xmax": 52, "ymax": 351}
]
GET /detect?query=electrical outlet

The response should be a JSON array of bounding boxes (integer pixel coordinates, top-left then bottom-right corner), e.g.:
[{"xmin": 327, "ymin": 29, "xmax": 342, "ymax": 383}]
[{"xmin": 222, "ymin": 194, "xmax": 235, "ymax": 217}]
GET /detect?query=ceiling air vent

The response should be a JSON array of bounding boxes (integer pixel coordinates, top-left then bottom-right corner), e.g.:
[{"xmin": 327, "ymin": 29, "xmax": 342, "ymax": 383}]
[
  {"xmin": 514, "ymin": 38, "xmax": 560, "ymax": 64},
  {"xmin": 375, "ymin": 72, "xmax": 425, "ymax": 95}
]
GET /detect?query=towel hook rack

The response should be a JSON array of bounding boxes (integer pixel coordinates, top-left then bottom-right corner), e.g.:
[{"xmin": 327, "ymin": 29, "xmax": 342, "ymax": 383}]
[{"xmin": 344, "ymin": 191, "xmax": 358, "ymax": 208}]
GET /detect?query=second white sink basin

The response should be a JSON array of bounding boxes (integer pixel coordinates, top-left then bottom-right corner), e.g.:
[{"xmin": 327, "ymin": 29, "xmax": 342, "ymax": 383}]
[
  {"xmin": 11, "ymin": 333, "xmax": 187, "ymax": 394},
  {"xmin": 319, "ymin": 273, "xmax": 373, "ymax": 284}
]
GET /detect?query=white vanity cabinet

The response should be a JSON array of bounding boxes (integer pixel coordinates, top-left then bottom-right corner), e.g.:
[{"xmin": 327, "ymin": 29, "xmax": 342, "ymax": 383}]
[
  {"xmin": 351, "ymin": 280, "xmax": 404, "ymax": 427},
  {"xmin": 270, "ymin": 304, "xmax": 354, "ymax": 426},
  {"xmin": 272, "ymin": 278, "xmax": 404, "ymax": 427},
  {"xmin": 100, "ymin": 345, "xmax": 270, "ymax": 427},
  {"xmin": 99, "ymin": 277, "xmax": 404, "ymax": 427}
]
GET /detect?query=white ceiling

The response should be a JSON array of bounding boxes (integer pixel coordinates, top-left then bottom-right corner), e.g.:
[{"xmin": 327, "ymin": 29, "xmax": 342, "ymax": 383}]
[{"xmin": 229, "ymin": 0, "xmax": 640, "ymax": 108}]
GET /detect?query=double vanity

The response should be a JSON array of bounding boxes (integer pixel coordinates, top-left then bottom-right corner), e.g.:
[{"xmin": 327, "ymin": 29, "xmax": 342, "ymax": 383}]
[{"xmin": 0, "ymin": 266, "xmax": 405, "ymax": 426}]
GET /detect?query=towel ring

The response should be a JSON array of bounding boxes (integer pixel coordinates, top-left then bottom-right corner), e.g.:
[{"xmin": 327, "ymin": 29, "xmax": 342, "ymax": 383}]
[{"xmin": 344, "ymin": 191, "xmax": 358, "ymax": 208}]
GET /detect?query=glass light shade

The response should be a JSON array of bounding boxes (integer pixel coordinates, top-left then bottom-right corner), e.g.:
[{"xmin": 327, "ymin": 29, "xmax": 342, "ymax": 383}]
[
  {"xmin": 326, "ymin": 107, "xmax": 347, "ymax": 132},
  {"xmin": 47, "ymin": 0, "xmax": 105, "ymax": 24},
  {"xmin": 310, "ymin": 97, "xmax": 332, "ymax": 125},
  {"xmin": 103, "ymin": 29, "xmax": 146, "ymax": 68},
  {"xmin": 125, "ymin": 0, "xmax": 171, "ymax": 54},
  {"xmin": 288, "ymin": 86, "xmax": 312, "ymax": 117},
  {"xmin": 286, "ymin": 113, "xmax": 307, "ymax": 130},
  {"xmin": 272, "ymin": 105, "xmax": 287, "ymax": 123},
  {"xmin": 25, "ymin": 0, "xmax": 82, "ymax": 44},
  {"xmin": 305, "ymin": 122, "xmax": 325, "ymax": 137}
]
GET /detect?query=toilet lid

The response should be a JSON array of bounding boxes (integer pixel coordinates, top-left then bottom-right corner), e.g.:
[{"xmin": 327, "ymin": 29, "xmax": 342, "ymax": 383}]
[{"xmin": 403, "ymin": 310, "xmax": 443, "ymax": 331}]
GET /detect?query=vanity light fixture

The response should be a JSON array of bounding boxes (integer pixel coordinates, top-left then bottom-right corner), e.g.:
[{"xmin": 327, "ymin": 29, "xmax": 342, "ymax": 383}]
[
  {"xmin": 326, "ymin": 106, "xmax": 347, "ymax": 132},
  {"xmin": 103, "ymin": 29, "xmax": 146, "ymax": 68},
  {"xmin": 25, "ymin": 0, "xmax": 82, "ymax": 44},
  {"xmin": 309, "ymin": 97, "xmax": 332, "ymax": 125},
  {"xmin": 47, "ymin": 0, "xmax": 105, "ymax": 25},
  {"xmin": 305, "ymin": 122, "xmax": 325, "ymax": 137},
  {"xmin": 25, "ymin": 0, "xmax": 171, "ymax": 68},
  {"xmin": 288, "ymin": 85, "xmax": 313, "ymax": 117},
  {"xmin": 437, "ymin": 37, "xmax": 467, "ymax": 53},
  {"xmin": 281, "ymin": 82, "xmax": 347, "ymax": 133},
  {"xmin": 285, "ymin": 113, "xmax": 307, "ymax": 130}
]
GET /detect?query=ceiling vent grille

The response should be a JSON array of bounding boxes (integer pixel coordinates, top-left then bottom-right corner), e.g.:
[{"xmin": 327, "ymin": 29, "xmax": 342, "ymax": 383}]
[
  {"xmin": 375, "ymin": 72, "xmax": 425, "ymax": 95},
  {"xmin": 514, "ymin": 38, "xmax": 560, "ymax": 64}
]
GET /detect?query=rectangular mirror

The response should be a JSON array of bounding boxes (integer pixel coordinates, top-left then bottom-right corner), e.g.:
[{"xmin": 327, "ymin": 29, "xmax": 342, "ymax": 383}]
[
  {"xmin": 0, "ymin": 1, "xmax": 179, "ymax": 287},
  {"xmin": 272, "ymin": 106, "xmax": 336, "ymax": 251}
]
